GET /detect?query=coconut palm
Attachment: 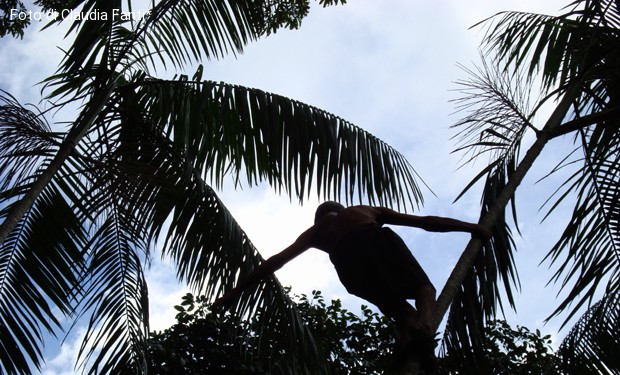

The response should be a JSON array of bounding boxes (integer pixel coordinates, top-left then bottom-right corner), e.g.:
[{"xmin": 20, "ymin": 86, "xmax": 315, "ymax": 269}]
[
  {"xmin": 0, "ymin": 1, "xmax": 425, "ymax": 374},
  {"xmin": 437, "ymin": 0, "xmax": 620, "ymax": 372}
]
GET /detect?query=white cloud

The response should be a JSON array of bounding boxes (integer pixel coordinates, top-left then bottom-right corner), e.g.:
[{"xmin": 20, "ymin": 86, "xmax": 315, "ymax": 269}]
[
  {"xmin": 144, "ymin": 260, "xmax": 187, "ymax": 331},
  {"xmin": 40, "ymin": 328, "xmax": 86, "ymax": 375}
]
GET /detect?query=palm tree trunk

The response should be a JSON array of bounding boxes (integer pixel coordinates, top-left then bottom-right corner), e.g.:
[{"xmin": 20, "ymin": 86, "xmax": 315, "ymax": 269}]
[
  {"xmin": 432, "ymin": 83, "xmax": 580, "ymax": 331},
  {"xmin": 0, "ymin": 140, "xmax": 76, "ymax": 244}
]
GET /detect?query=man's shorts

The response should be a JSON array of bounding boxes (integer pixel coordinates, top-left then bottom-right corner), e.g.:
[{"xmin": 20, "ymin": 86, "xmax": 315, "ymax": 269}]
[{"xmin": 328, "ymin": 222, "xmax": 432, "ymax": 305}]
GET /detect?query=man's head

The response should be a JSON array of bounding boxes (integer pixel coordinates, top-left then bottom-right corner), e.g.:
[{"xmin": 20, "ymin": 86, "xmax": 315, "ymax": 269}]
[{"xmin": 314, "ymin": 201, "xmax": 345, "ymax": 224}]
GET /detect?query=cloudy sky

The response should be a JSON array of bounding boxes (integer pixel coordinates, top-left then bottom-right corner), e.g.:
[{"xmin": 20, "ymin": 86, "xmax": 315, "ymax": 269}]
[{"xmin": 0, "ymin": 0, "xmax": 579, "ymax": 373}]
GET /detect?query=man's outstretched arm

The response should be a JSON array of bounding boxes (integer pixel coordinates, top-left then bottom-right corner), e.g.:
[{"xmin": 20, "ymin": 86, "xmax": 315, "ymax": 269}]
[
  {"xmin": 375, "ymin": 207, "xmax": 491, "ymax": 239},
  {"xmin": 211, "ymin": 226, "xmax": 315, "ymax": 311}
]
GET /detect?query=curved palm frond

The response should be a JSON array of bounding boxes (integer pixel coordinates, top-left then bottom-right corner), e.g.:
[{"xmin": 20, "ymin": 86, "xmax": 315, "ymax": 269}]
[
  {"xmin": 74, "ymin": 213, "xmax": 150, "ymax": 374},
  {"xmin": 153, "ymin": 170, "xmax": 325, "ymax": 373},
  {"xmin": 131, "ymin": 76, "xmax": 424, "ymax": 210},
  {"xmin": 134, "ymin": 0, "xmax": 346, "ymax": 70},
  {"xmin": 49, "ymin": 0, "xmax": 333, "ymax": 78},
  {"xmin": 67, "ymin": 157, "xmax": 151, "ymax": 374},
  {"xmin": 0, "ymin": 93, "xmax": 153, "ymax": 373},
  {"xmin": 42, "ymin": 94, "xmax": 166, "ymax": 374},
  {"xmin": 480, "ymin": 0, "xmax": 620, "ymax": 98},
  {"xmin": 479, "ymin": 11, "xmax": 581, "ymax": 93},
  {"xmin": 524, "ymin": 0, "xmax": 620, "ymax": 326},
  {"xmin": 441, "ymin": 165, "xmax": 519, "ymax": 371},
  {"xmin": 478, "ymin": 8, "xmax": 583, "ymax": 92},
  {"xmin": 142, "ymin": 0, "xmax": 256, "ymax": 68},
  {"xmin": 41, "ymin": 0, "xmax": 298, "ymax": 105},
  {"xmin": 151, "ymin": 162, "xmax": 326, "ymax": 373}
]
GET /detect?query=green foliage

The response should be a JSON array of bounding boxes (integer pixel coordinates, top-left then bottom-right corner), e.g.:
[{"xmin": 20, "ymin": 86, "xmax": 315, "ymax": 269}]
[
  {"xmin": 480, "ymin": 320, "xmax": 557, "ymax": 374},
  {"xmin": 149, "ymin": 296, "xmax": 562, "ymax": 375},
  {"xmin": 147, "ymin": 290, "xmax": 394, "ymax": 374},
  {"xmin": 293, "ymin": 290, "xmax": 395, "ymax": 373},
  {"xmin": 0, "ymin": 0, "xmax": 75, "ymax": 38},
  {"xmin": 0, "ymin": 0, "xmax": 28, "ymax": 38},
  {"xmin": 148, "ymin": 294, "xmax": 262, "ymax": 374},
  {"xmin": 440, "ymin": 320, "xmax": 558, "ymax": 375},
  {"xmin": 250, "ymin": 0, "xmax": 347, "ymax": 36}
]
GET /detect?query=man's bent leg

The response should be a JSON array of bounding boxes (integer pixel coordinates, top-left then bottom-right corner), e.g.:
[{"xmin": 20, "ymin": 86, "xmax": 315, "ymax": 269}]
[
  {"xmin": 414, "ymin": 284, "xmax": 436, "ymax": 335},
  {"xmin": 396, "ymin": 304, "xmax": 418, "ymax": 345},
  {"xmin": 376, "ymin": 300, "xmax": 418, "ymax": 346}
]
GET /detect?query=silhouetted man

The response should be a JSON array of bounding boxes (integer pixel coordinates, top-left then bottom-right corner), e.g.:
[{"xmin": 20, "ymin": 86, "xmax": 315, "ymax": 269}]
[{"xmin": 213, "ymin": 202, "xmax": 489, "ymax": 371}]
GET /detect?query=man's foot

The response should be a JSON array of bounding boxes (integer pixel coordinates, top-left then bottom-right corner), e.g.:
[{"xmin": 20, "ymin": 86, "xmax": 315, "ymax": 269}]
[
  {"xmin": 411, "ymin": 321, "xmax": 434, "ymax": 337},
  {"xmin": 393, "ymin": 328, "xmax": 439, "ymax": 375},
  {"xmin": 406, "ymin": 328, "xmax": 439, "ymax": 374}
]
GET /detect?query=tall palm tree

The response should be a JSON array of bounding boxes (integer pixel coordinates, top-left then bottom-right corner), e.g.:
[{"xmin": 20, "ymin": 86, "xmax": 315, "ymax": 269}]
[
  {"xmin": 436, "ymin": 0, "xmax": 620, "ymax": 372},
  {"xmin": 0, "ymin": 1, "xmax": 425, "ymax": 373}
]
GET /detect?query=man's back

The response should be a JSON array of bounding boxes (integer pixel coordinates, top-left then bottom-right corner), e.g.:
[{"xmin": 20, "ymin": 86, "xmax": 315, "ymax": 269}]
[{"xmin": 311, "ymin": 205, "xmax": 384, "ymax": 252}]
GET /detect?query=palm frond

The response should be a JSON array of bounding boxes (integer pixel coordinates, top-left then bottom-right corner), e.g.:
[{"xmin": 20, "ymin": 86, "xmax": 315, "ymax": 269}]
[
  {"xmin": 53, "ymin": 0, "xmax": 332, "ymax": 76},
  {"xmin": 138, "ymin": 130, "xmax": 328, "ymax": 373},
  {"xmin": 556, "ymin": 281, "xmax": 620, "ymax": 374},
  {"xmin": 448, "ymin": 58, "xmax": 529, "ymax": 339},
  {"xmin": 538, "ymin": 0, "xmax": 620, "ymax": 322},
  {"xmin": 0, "ymin": 183, "xmax": 86, "ymax": 374},
  {"xmin": 142, "ymin": 0, "xmax": 255, "ymax": 68},
  {"xmin": 479, "ymin": 1, "xmax": 620, "ymax": 94},
  {"xmin": 132, "ymin": 77, "xmax": 424, "ymax": 210},
  {"xmin": 74, "ymin": 212, "xmax": 149, "ymax": 375},
  {"xmin": 139, "ymin": 0, "xmax": 345, "ymax": 69},
  {"xmin": 451, "ymin": 58, "xmax": 535, "ymax": 204},
  {"xmin": 543, "ymin": 121, "xmax": 620, "ymax": 325},
  {"xmin": 157, "ymin": 174, "xmax": 326, "ymax": 372},
  {"xmin": 57, "ymin": 0, "xmax": 123, "ymax": 73},
  {"xmin": 479, "ymin": 11, "xmax": 580, "ymax": 92},
  {"xmin": 41, "ymin": 99, "xmax": 159, "ymax": 374},
  {"xmin": 1, "ymin": 92, "xmax": 158, "ymax": 374},
  {"xmin": 45, "ymin": 0, "xmax": 255, "ymax": 101}
]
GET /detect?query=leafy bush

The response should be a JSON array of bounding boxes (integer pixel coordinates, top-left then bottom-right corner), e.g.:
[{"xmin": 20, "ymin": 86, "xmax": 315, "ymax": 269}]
[{"xmin": 147, "ymin": 290, "xmax": 394, "ymax": 374}]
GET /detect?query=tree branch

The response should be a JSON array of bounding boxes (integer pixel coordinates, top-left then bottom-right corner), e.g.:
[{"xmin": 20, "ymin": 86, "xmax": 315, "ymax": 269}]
[
  {"xmin": 433, "ymin": 83, "xmax": 581, "ymax": 331},
  {"xmin": 550, "ymin": 104, "xmax": 620, "ymax": 138}
]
